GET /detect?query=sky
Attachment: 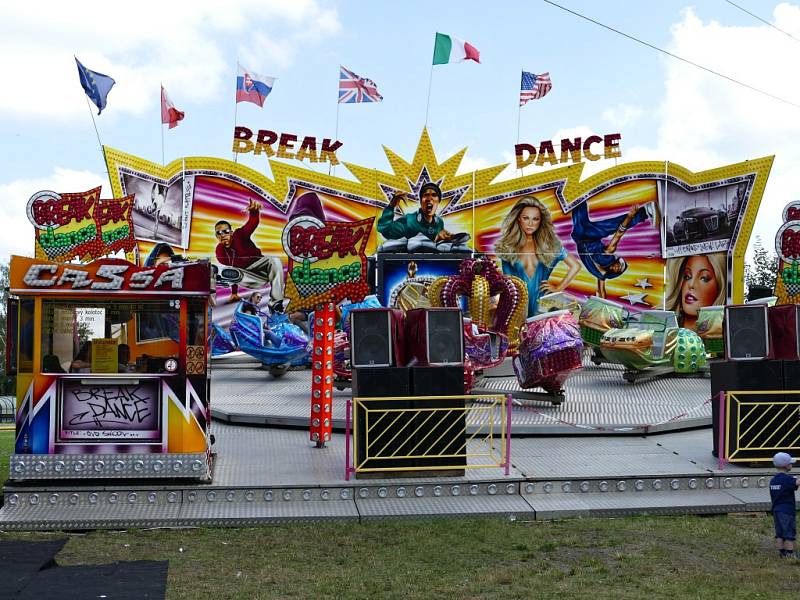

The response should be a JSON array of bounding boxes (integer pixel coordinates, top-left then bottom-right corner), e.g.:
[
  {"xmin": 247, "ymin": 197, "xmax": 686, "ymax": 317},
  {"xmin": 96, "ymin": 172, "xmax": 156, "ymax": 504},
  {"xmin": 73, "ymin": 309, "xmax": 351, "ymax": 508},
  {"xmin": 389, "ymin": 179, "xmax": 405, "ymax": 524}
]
[{"xmin": 1, "ymin": 0, "xmax": 798, "ymax": 263}]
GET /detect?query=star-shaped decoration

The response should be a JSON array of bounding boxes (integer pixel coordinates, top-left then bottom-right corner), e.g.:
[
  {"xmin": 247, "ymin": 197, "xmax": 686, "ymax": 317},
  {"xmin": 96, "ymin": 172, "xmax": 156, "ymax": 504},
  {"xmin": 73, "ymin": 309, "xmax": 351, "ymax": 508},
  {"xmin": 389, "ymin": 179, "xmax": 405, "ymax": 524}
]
[
  {"xmin": 620, "ymin": 292, "xmax": 649, "ymax": 306},
  {"xmin": 635, "ymin": 277, "xmax": 652, "ymax": 290},
  {"xmin": 379, "ymin": 166, "xmax": 470, "ymax": 213}
]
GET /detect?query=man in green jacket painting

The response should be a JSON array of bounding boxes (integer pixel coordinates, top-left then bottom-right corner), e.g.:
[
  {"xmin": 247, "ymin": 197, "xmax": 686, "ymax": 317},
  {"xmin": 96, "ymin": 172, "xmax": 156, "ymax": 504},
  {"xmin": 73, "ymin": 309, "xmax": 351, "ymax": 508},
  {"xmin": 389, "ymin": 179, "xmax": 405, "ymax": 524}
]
[{"xmin": 378, "ymin": 182, "xmax": 454, "ymax": 243}]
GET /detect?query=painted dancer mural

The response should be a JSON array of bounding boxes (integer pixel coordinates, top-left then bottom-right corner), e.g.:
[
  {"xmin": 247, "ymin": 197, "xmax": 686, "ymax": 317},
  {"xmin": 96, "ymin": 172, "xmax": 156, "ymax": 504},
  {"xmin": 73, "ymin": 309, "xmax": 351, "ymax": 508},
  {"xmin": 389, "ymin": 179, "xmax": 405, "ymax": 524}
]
[
  {"xmin": 493, "ymin": 196, "xmax": 581, "ymax": 317},
  {"xmin": 569, "ymin": 200, "xmax": 657, "ymax": 299},
  {"xmin": 213, "ymin": 198, "xmax": 285, "ymax": 313},
  {"xmin": 102, "ymin": 129, "xmax": 773, "ymax": 328}
]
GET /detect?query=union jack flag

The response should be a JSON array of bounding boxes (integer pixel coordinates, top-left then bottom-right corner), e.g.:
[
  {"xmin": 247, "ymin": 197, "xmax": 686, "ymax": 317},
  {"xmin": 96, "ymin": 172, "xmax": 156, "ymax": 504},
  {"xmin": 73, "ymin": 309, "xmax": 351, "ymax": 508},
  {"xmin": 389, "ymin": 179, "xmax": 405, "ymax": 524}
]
[
  {"xmin": 520, "ymin": 71, "xmax": 552, "ymax": 106},
  {"xmin": 338, "ymin": 66, "xmax": 383, "ymax": 104}
]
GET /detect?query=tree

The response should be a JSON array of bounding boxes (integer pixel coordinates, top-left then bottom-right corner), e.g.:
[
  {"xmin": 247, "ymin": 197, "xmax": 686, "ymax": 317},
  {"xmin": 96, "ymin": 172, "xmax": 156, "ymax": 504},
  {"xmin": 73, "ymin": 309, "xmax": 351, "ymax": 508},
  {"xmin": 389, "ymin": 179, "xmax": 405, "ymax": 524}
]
[{"xmin": 744, "ymin": 236, "xmax": 779, "ymax": 293}]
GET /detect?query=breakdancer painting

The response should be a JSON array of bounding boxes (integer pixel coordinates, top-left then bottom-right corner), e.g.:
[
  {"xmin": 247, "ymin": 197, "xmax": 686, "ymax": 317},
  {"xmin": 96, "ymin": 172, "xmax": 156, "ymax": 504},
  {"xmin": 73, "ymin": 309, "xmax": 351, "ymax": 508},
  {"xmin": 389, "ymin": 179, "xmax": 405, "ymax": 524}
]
[
  {"xmin": 570, "ymin": 201, "xmax": 657, "ymax": 298},
  {"xmin": 215, "ymin": 198, "xmax": 286, "ymax": 312}
]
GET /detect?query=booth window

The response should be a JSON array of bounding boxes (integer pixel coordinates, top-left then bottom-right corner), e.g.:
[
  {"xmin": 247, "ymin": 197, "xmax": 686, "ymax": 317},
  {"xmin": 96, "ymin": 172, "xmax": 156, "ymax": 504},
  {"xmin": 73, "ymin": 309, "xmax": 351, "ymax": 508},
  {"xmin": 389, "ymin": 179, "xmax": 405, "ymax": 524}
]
[
  {"xmin": 40, "ymin": 300, "xmax": 180, "ymax": 375},
  {"xmin": 187, "ymin": 299, "xmax": 206, "ymax": 347},
  {"xmin": 17, "ymin": 299, "xmax": 34, "ymax": 374}
]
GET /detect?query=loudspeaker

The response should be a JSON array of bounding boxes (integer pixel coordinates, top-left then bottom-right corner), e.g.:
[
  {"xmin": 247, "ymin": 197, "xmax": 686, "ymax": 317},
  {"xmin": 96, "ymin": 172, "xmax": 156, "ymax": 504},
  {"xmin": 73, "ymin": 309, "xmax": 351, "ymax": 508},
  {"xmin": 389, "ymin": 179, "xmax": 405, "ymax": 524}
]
[
  {"xmin": 710, "ymin": 359, "xmax": 783, "ymax": 458},
  {"xmin": 411, "ymin": 366, "xmax": 466, "ymax": 470},
  {"xmin": 748, "ymin": 284, "xmax": 773, "ymax": 302},
  {"xmin": 350, "ymin": 308, "xmax": 405, "ymax": 367},
  {"xmin": 725, "ymin": 304, "xmax": 771, "ymax": 360},
  {"xmin": 352, "ymin": 367, "xmax": 413, "ymax": 472},
  {"xmin": 769, "ymin": 304, "xmax": 800, "ymax": 360},
  {"xmin": 405, "ymin": 308, "xmax": 464, "ymax": 366}
]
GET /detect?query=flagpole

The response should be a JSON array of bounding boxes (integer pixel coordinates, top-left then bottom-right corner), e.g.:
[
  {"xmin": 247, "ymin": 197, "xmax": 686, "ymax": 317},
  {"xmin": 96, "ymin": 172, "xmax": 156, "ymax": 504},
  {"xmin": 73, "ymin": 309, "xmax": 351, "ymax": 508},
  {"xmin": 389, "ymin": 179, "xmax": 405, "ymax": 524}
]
[
  {"xmin": 424, "ymin": 63, "xmax": 435, "ymax": 127},
  {"xmin": 233, "ymin": 61, "xmax": 240, "ymax": 164},
  {"xmin": 516, "ymin": 105, "xmax": 523, "ymax": 177},
  {"xmin": 82, "ymin": 94, "xmax": 105, "ymax": 164},
  {"xmin": 330, "ymin": 102, "xmax": 340, "ymax": 176},
  {"xmin": 161, "ymin": 84, "xmax": 166, "ymax": 166}
]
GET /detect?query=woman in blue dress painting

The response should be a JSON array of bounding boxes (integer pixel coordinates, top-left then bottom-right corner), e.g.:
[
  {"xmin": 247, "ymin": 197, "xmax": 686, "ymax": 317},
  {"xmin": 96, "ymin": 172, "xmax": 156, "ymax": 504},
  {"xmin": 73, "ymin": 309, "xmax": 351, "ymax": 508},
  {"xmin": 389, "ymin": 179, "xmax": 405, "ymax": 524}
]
[{"xmin": 494, "ymin": 196, "xmax": 581, "ymax": 317}]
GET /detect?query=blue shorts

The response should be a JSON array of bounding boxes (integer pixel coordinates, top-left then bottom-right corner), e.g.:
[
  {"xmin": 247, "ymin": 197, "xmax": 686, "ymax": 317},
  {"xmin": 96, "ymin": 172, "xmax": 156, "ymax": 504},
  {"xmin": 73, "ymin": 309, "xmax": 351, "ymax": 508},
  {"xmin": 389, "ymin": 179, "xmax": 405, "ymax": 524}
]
[{"xmin": 774, "ymin": 511, "xmax": 796, "ymax": 541}]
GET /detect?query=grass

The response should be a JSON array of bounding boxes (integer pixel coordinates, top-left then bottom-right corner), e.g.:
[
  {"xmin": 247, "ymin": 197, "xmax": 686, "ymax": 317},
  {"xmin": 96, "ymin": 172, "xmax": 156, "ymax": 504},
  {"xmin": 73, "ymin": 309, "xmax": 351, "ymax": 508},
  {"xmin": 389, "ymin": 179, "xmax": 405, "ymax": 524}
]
[
  {"xmin": 0, "ymin": 427, "xmax": 12, "ymax": 487},
  {"xmin": 0, "ymin": 427, "xmax": 797, "ymax": 598},
  {"xmin": 1, "ymin": 514, "xmax": 798, "ymax": 599}
]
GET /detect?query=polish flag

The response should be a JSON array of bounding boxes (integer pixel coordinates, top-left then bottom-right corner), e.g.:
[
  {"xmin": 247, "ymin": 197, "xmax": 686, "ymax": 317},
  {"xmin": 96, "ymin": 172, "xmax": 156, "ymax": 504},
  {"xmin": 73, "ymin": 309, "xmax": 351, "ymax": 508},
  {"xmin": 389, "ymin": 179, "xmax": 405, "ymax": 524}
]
[{"xmin": 161, "ymin": 86, "xmax": 185, "ymax": 129}]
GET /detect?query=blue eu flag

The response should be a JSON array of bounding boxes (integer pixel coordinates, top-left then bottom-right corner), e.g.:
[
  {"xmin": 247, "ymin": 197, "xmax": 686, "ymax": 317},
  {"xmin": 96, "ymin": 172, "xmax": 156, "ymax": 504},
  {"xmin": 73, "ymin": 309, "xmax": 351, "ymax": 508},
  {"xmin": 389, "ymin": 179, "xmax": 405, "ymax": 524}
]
[{"xmin": 75, "ymin": 57, "xmax": 116, "ymax": 114}]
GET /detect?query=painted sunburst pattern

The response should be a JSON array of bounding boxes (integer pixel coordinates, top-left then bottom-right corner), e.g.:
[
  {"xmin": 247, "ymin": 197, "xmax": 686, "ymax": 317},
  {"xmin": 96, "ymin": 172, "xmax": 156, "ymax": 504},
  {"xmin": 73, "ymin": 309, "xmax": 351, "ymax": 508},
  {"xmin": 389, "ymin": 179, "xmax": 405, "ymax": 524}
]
[{"xmin": 106, "ymin": 130, "xmax": 772, "ymax": 313}]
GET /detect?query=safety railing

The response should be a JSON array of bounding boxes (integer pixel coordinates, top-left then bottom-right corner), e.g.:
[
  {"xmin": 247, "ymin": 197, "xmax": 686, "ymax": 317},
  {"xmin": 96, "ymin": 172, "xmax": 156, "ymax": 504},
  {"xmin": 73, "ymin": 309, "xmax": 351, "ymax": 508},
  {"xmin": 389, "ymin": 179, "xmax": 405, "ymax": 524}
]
[
  {"xmin": 345, "ymin": 394, "xmax": 511, "ymax": 480},
  {"xmin": 722, "ymin": 390, "xmax": 800, "ymax": 466}
]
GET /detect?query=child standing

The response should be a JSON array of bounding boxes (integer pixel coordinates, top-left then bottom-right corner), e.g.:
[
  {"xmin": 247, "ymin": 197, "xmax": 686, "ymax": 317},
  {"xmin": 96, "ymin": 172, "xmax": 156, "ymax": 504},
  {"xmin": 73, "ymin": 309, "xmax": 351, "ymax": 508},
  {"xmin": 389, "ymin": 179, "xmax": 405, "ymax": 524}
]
[{"xmin": 770, "ymin": 452, "xmax": 800, "ymax": 559}]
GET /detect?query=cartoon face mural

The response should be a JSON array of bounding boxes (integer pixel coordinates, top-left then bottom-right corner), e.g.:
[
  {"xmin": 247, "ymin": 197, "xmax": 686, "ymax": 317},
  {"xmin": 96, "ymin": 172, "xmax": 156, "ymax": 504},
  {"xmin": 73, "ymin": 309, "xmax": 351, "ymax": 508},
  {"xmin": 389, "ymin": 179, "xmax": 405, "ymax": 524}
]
[{"xmin": 102, "ymin": 130, "xmax": 772, "ymax": 324}]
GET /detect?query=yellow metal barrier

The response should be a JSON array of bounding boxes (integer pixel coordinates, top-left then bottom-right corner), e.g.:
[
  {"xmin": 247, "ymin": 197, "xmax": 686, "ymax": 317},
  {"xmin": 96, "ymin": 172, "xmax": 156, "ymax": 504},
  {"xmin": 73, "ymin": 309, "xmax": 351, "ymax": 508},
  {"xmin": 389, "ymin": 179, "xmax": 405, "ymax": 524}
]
[
  {"xmin": 346, "ymin": 394, "xmax": 510, "ymax": 477},
  {"xmin": 724, "ymin": 390, "xmax": 800, "ymax": 464}
]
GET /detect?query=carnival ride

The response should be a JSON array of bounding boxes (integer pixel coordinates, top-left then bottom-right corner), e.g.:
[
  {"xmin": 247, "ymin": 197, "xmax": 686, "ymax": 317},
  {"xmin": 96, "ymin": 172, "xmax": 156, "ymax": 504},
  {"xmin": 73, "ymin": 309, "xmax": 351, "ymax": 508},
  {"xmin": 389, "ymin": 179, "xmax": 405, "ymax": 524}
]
[
  {"xmin": 695, "ymin": 305, "xmax": 725, "ymax": 358},
  {"xmin": 422, "ymin": 257, "xmax": 581, "ymax": 405},
  {"xmin": 577, "ymin": 296, "xmax": 628, "ymax": 366},
  {"xmin": 212, "ymin": 301, "xmax": 311, "ymax": 378},
  {"xmin": 599, "ymin": 309, "xmax": 707, "ymax": 383}
]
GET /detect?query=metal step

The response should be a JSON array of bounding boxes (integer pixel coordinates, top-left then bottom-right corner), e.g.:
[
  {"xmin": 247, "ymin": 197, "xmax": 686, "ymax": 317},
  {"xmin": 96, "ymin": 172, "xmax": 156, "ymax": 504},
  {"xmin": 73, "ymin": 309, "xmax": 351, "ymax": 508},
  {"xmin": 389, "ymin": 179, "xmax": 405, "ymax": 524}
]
[{"xmin": 0, "ymin": 473, "xmax": 778, "ymax": 530}]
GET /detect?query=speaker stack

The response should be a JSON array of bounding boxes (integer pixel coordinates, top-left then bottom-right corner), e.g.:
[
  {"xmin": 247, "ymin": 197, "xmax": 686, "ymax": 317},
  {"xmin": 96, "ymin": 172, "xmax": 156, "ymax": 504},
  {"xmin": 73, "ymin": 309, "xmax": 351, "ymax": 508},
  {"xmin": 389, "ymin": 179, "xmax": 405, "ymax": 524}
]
[
  {"xmin": 724, "ymin": 304, "xmax": 771, "ymax": 361},
  {"xmin": 407, "ymin": 311, "xmax": 466, "ymax": 470},
  {"xmin": 350, "ymin": 308, "xmax": 405, "ymax": 368},
  {"xmin": 713, "ymin": 303, "xmax": 800, "ymax": 460},
  {"xmin": 350, "ymin": 307, "xmax": 466, "ymax": 476}
]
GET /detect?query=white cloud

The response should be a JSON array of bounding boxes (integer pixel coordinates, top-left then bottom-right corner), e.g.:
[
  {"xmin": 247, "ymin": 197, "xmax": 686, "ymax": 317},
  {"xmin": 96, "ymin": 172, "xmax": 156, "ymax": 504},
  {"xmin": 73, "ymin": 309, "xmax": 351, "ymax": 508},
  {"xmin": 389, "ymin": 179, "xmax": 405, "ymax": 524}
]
[
  {"xmin": 603, "ymin": 104, "xmax": 644, "ymax": 129},
  {"xmin": 639, "ymin": 5, "xmax": 800, "ymax": 251},
  {"xmin": 455, "ymin": 152, "xmax": 517, "ymax": 182},
  {"xmin": 0, "ymin": 168, "xmax": 108, "ymax": 263},
  {"xmin": 0, "ymin": 0, "xmax": 341, "ymax": 119}
]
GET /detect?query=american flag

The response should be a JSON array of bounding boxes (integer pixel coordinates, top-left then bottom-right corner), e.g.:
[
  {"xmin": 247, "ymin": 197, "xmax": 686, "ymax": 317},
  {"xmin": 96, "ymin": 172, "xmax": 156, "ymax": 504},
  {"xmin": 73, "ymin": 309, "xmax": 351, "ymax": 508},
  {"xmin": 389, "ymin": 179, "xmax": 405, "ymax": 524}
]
[
  {"xmin": 338, "ymin": 66, "xmax": 383, "ymax": 104},
  {"xmin": 520, "ymin": 71, "xmax": 552, "ymax": 106}
]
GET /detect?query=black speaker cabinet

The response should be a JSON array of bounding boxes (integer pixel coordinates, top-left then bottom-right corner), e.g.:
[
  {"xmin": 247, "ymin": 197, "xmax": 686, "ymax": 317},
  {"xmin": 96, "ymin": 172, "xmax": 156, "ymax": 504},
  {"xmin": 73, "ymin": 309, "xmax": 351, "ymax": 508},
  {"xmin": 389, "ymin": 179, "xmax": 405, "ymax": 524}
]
[
  {"xmin": 411, "ymin": 366, "xmax": 466, "ymax": 471},
  {"xmin": 405, "ymin": 308, "xmax": 464, "ymax": 366},
  {"xmin": 725, "ymin": 304, "xmax": 771, "ymax": 361},
  {"xmin": 769, "ymin": 304, "xmax": 800, "ymax": 360},
  {"xmin": 352, "ymin": 367, "xmax": 413, "ymax": 473},
  {"xmin": 748, "ymin": 284, "xmax": 773, "ymax": 302},
  {"xmin": 350, "ymin": 308, "xmax": 405, "ymax": 368},
  {"xmin": 710, "ymin": 359, "xmax": 784, "ymax": 458}
]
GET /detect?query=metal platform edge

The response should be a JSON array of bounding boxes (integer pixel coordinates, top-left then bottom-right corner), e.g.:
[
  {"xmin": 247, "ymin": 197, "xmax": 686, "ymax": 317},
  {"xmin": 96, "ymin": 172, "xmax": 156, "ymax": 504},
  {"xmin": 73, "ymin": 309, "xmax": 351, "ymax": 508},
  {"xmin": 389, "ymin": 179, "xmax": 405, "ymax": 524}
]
[
  {"xmin": 209, "ymin": 408, "xmax": 710, "ymax": 436},
  {"xmin": 7, "ymin": 453, "xmax": 211, "ymax": 481},
  {"xmin": 0, "ymin": 472, "xmax": 778, "ymax": 530}
]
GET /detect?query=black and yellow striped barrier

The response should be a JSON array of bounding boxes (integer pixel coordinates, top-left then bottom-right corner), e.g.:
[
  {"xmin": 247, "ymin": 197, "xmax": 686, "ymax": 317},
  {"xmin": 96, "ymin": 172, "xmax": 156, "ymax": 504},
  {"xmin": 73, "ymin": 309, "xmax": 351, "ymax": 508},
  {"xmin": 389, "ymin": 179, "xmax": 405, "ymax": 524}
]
[{"xmin": 345, "ymin": 394, "xmax": 510, "ymax": 479}]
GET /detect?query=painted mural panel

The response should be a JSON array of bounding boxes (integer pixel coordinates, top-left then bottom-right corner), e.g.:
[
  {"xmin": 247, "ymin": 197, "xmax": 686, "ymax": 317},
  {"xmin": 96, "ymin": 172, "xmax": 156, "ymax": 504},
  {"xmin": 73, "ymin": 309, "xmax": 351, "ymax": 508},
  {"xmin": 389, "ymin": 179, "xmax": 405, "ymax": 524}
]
[{"xmin": 103, "ymin": 131, "xmax": 773, "ymax": 330}]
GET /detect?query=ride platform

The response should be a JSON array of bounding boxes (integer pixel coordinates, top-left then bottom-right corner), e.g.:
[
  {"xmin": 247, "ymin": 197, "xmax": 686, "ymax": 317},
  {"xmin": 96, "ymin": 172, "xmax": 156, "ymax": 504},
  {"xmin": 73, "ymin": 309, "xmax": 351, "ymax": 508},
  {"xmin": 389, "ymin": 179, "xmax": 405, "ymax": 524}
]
[
  {"xmin": 1, "ymin": 355, "xmax": 755, "ymax": 531},
  {"xmin": 211, "ymin": 354, "xmax": 712, "ymax": 435}
]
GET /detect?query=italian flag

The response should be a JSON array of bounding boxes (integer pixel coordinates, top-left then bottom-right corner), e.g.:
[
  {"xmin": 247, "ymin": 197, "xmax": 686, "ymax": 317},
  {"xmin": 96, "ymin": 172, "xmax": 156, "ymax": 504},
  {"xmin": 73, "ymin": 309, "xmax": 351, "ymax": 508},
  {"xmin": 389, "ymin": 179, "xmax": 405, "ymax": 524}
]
[{"xmin": 432, "ymin": 32, "xmax": 480, "ymax": 65}]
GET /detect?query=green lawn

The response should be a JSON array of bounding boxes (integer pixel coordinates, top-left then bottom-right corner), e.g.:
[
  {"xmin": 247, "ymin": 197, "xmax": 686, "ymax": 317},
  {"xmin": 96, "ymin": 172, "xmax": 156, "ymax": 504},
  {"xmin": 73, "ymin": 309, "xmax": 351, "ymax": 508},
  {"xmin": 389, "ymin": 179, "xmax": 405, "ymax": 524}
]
[
  {"xmin": 0, "ymin": 427, "xmax": 12, "ymax": 487},
  {"xmin": 1, "ymin": 428, "xmax": 797, "ymax": 598},
  {"xmin": 1, "ymin": 514, "xmax": 797, "ymax": 599}
]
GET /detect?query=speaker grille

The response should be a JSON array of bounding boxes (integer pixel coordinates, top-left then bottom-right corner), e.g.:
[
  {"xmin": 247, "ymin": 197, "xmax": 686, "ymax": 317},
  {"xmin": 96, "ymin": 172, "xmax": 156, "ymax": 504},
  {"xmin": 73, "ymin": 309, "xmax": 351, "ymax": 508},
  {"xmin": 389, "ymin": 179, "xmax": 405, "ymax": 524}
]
[
  {"xmin": 351, "ymin": 310, "xmax": 392, "ymax": 367},
  {"xmin": 427, "ymin": 310, "xmax": 464, "ymax": 365},
  {"xmin": 726, "ymin": 305, "xmax": 769, "ymax": 360}
]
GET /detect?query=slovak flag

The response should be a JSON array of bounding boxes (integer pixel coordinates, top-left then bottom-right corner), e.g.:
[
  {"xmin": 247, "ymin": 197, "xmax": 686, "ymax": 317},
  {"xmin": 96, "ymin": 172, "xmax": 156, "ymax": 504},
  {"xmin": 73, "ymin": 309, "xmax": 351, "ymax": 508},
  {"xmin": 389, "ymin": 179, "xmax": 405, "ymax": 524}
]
[
  {"xmin": 160, "ymin": 86, "xmax": 185, "ymax": 129},
  {"xmin": 236, "ymin": 64, "xmax": 275, "ymax": 107}
]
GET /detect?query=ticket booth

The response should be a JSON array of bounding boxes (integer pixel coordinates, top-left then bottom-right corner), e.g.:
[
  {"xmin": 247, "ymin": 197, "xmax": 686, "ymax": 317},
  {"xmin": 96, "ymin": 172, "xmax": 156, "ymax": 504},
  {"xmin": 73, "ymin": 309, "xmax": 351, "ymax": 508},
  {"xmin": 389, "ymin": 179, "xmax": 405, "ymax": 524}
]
[{"xmin": 7, "ymin": 255, "xmax": 213, "ymax": 481}]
